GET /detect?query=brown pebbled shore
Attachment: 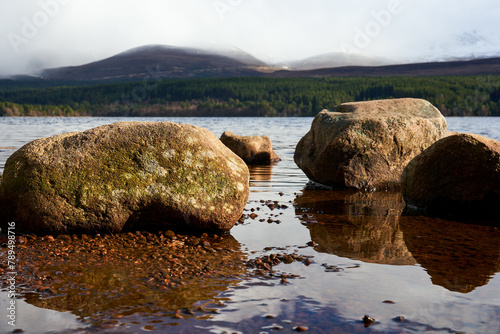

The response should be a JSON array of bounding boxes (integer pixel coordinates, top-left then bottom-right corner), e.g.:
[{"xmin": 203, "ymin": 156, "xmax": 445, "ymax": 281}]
[
  {"xmin": 0, "ymin": 228, "xmax": 314, "ymax": 330},
  {"xmin": 0, "ymin": 230, "xmax": 248, "ymax": 325}
]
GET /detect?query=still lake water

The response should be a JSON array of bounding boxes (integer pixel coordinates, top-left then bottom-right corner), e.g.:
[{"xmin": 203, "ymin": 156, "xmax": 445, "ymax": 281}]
[{"xmin": 0, "ymin": 116, "xmax": 499, "ymax": 333}]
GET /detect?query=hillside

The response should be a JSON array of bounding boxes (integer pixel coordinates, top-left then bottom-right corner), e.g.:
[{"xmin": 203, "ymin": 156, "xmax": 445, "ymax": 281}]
[
  {"xmin": 2, "ymin": 45, "xmax": 500, "ymax": 118},
  {"xmin": 37, "ymin": 45, "xmax": 500, "ymax": 82},
  {"xmin": 40, "ymin": 45, "xmax": 269, "ymax": 81},
  {"xmin": 270, "ymin": 57, "xmax": 500, "ymax": 77},
  {"xmin": 288, "ymin": 52, "xmax": 392, "ymax": 70}
]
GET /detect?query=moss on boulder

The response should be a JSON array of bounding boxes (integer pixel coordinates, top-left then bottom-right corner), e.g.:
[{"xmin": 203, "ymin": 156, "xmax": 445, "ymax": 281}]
[{"xmin": 0, "ymin": 122, "xmax": 249, "ymax": 235}]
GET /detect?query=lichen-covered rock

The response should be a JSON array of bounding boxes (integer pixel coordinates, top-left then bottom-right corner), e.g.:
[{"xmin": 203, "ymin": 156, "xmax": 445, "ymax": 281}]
[
  {"xmin": 220, "ymin": 131, "xmax": 280, "ymax": 165},
  {"xmin": 402, "ymin": 133, "xmax": 500, "ymax": 222},
  {"xmin": 0, "ymin": 122, "xmax": 249, "ymax": 235},
  {"xmin": 294, "ymin": 98, "xmax": 447, "ymax": 190}
]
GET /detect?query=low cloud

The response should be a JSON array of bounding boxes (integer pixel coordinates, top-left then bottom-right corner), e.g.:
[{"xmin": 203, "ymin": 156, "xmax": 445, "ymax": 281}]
[{"xmin": 0, "ymin": 0, "xmax": 499, "ymax": 75}]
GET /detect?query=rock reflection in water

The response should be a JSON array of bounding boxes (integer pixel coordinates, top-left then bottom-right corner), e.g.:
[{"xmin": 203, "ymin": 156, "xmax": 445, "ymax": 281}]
[
  {"xmin": 400, "ymin": 216, "xmax": 500, "ymax": 293},
  {"xmin": 248, "ymin": 164, "xmax": 274, "ymax": 182},
  {"xmin": 294, "ymin": 190, "xmax": 416, "ymax": 265},
  {"xmin": 294, "ymin": 189, "xmax": 500, "ymax": 294},
  {"xmin": 0, "ymin": 232, "xmax": 246, "ymax": 329}
]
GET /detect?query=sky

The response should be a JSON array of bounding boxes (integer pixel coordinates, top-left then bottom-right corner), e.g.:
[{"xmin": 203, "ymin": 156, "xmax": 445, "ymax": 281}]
[{"xmin": 0, "ymin": 0, "xmax": 499, "ymax": 75}]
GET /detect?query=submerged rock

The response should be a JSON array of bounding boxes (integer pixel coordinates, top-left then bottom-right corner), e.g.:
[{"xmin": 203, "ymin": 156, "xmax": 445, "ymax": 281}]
[
  {"xmin": 402, "ymin": 133, "xmax": 500, "ymax": 222},
  {"xmin": 294, "ymin": 98, "xmax": 447, "ymax": 190},
  {"xmin": 220, "ymin": 131, "xmax": 280, "ymax": 165},
  {"xmin": 0, "ymin": 122, "xmax": 249, "ymax": 234}
]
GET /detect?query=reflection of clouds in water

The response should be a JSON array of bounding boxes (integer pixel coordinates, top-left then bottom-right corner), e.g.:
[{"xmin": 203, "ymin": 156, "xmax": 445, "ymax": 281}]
[
  {"xmin": 294, "ymin": 189, "xmax": 500, "ymax": 293},
  {"xmin": 406, "ymin": 298, "xmax": 500, "ymax": 333},
  {"xmin": 0, "ymin": 296, "xmax": 84, "ymax": 333},
  {"xmin": 213, "ymin": 255, "xmax": 500, "ymax": 333}
]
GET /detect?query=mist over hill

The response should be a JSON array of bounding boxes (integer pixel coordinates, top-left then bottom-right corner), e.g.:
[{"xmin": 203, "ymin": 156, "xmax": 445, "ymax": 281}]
[
  {"xmin": 40, "ymin": 45, "xmax": 271, "ymax": 82},
  {"xmin": 270, "ymin": 57, "xmax": 500, "ymax": 78},
  {"xmin": 287, "ymin": 52, "xmax": 393, "ymax": 71},
  {"xmin": 34, "ymin": 44, "xmax": 500, "ymax": 83}
]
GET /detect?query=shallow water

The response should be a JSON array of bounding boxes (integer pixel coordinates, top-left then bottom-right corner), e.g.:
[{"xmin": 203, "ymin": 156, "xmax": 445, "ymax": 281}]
[{"xmin": 1, "ymin": 116, "xmax": 500, "ymax": 333}]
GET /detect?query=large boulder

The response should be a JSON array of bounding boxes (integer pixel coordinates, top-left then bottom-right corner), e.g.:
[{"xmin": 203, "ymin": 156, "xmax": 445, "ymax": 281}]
[
  {"xmin": 402, "ymin": 133, "xmax": 500, "ymax": 222},
  {"xmin": 220, "ymin": 131, "xmax": 280, "ymax": 165},
  {"xmin": 0, "ymin": 122, "xmax": 250, "ymax": 235},
  {"xmin": 294, "ymin": 98, "xmax": 447, "ymax": 190}
]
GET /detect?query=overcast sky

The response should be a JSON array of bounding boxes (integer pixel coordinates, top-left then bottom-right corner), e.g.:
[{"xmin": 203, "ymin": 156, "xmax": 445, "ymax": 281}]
[{"xmin": 1, "ymin": 0, "xmax": 499, "ymax": 75}]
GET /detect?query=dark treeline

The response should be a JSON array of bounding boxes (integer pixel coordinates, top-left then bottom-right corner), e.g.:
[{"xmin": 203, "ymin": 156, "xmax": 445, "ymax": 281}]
[{"xmin": 1, "ymin": 76, "xmax": 499, "ymax": 117}]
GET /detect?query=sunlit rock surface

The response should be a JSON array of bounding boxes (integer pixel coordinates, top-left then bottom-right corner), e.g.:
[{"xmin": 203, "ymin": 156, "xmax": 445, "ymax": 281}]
[
  {"xmin": 0, "ymin": 122, "xmax": 249, "ymax": 234},
  {"xmin": 220, "ymin": 130, "xmax": 281, "ymax": 165},
  {"xmin": 295, "ymin": 98, "xmax": 447, "ymax": 190}
]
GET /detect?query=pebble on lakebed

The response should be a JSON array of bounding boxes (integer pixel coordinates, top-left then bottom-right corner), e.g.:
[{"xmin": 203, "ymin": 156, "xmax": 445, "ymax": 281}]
[{"xmin": 362, "ymin": 315, "xmax": 376, "ymax": 327}]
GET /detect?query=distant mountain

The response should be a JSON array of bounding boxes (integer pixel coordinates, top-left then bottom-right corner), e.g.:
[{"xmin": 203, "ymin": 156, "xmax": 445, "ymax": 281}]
[
  {"xmin": 425, "ymin": 31, "xmax": 500, "ymax": 62},
  {"xmin": 40, "ymin": 45, "xmax": 270, "ymax": 81},
  {"xmin": 268, "ymin": 57, "xmax": 500, "ymax": 77},
  {"xmin": 288, "ymin": 52, "xmax": 393, "ymax": 71},
  {"xmin": 37, "ymin": 44, "xmax": 500, "ymax": 82}
]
